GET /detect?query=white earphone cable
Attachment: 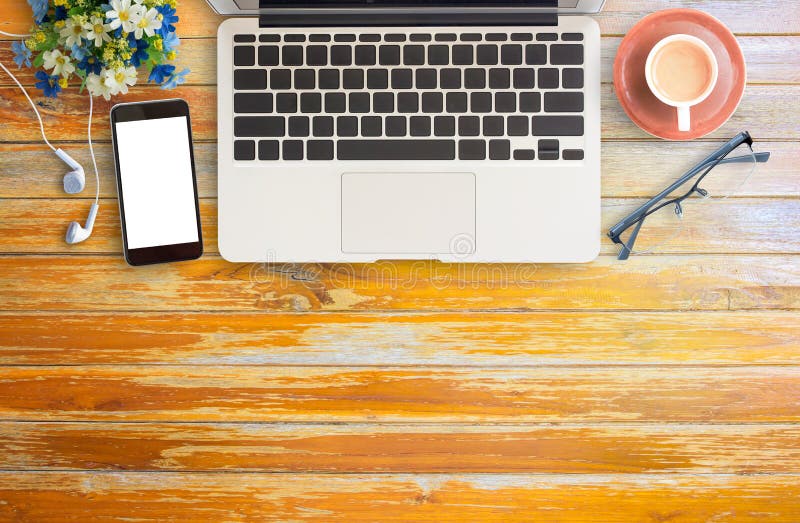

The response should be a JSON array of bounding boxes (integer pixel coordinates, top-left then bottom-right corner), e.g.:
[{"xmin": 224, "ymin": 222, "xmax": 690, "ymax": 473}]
[
  {"xmin": 88, "ymin": 94, "xmax": 99, "ymax": 204},
  {"xmin": 0, "ymin": 29, "xmax": 31, "ymax": 38},
  {"xmin": 0, "ymin": 59, "xmax": 56, "ymax": 152}
]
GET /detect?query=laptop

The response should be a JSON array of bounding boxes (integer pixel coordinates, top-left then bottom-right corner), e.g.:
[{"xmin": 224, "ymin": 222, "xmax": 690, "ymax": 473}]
[{"xmin": 209, "ymin": 0, "xmax": 603, "ymax": 263}]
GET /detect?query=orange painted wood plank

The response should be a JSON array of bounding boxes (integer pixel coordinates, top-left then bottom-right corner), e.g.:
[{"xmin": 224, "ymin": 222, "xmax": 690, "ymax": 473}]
[
  {"xmin": 0, "ymin": 366, "xmax": 798, "ymax": 422},
  {"xmin": 1, "ymin": 472, "xmax": 799, "ymax": 521},
  {"xmin": 1, "ymin": 311, "xmax": 798, "ymax": 366},
  {"xmin": 2, "ymin": 422, "xmax": 799, "ymax": 473},
  {"xmin": 0, "ymin": 255, "xmax": 796, "ymax": 311}
]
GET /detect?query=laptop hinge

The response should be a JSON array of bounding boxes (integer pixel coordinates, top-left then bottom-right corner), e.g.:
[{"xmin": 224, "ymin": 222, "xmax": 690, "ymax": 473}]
[{"xmin": 258, "ymin": 11, "xmax": 558, "ymax": 28}]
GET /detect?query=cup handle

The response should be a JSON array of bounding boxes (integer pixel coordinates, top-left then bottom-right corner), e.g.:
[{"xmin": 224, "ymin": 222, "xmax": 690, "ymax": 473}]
[{"xmin": 678, "ymin": 106, "xmax": 691, "ymax": 132}]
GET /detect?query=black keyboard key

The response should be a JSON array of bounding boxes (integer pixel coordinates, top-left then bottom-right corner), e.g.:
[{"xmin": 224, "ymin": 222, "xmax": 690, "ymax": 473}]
[
  {"xmin": 476, "ymin": 45, "xmax": 498, "ymax": 65},
  {"xmin": 461, "ymin": 33, "xmax": 481, "ymax": 42},
  {"xmin": 446, "ymin": 92, "xmax": 467, "ymax": 113},
  {"xmin": 513, "ymin": 68, "xmax": 535, "ymax": 89},
  {"xmin": 282, "ymin": 140, "xmax": 302, "ymax": 160},
  {"xmin": 360, "ymin": 33, "xmax": 380, "ymax": 42},
  {"xmin": 288, "ymin": 116, "xmax": 309, "ymax": 137},
  {"xmin": 538, "ymin": 68, "xmax": 559, "ymax": 89},
  {"xmin": 510, "ymin": 33, "xmax": 533, "ymax": 42},
  {"xmin": 409, "ymin": 34, "xmax": 432, "ymax": 42},
  {"xmin": 525, "ymin": 44, "xmax": 547, "ymax": 65},
  {"xmin": 306, "ymin": 45, "xmax": 328, "ymax": 66},
  {"xmin": 459, "ymin": 140, "xmax": 486, "ymax": 160},
  {"xmin": 416, "ymin": 69, "xmax": 437, "ymax": 89},
  {"xmin": 319, "ymin": 69, "xmax": 340, "ymax": 89},
  {"xmin": 422, "ymin": 92, "xmax": 443, "ymax": 113},
  {"xmin": 234, "ymin": 116, "xmax": 285, "ymax": 137},
  {"xmin": 334, "ymin": 34, "xmax": 356, "ymax": 42},
  {"xmin": 270, "ymin": 69, "xmax": 291, "ymax": 90},
  {"xmin": 435, "ymin": 33, "xmax": 457, "ymax": 42},
  {"xmin": 342, "ymin": 69, "xmax": 364, "ymax": 89},
  {"xmin": 452, "ymin": 45, "xmax": 474, "ymax": 65},
  {"xmin": 458, "ymin": 116, "xmax": 480, "ymax": 137},
  {"xmin": 361, "ymin": 116, "xmax": 382, "ymax": 137},
  {"xmin": 403, "ymin": 45, "xmax": 425, "ymax": 65},
  {"xmin": 349, "ymin": 93, "xmax": 370, "ymax": 113},
  {"xmin": 309, "ymin": 34, "xmax": 331, "ymax": 42},
  {"xmin": 284, "ymin": 34, "xmax": 305, "ymax": 42},
  {"xmin": 331, "ymin": 45, "xmax": 352, "ymax": 65},
  {"xmin": 514, "ymin": 149, "xmax": 535, "ymax": 160},
  {"xmin": 536, "ymin": 33, "xmax": 558, "ymax": 41},
  {"xmin": 259, "ymin": 34, "xmax": 279, "ymax": 42},
  {"xmin": 234, "ymin": 46, "xmax": 255, "ymax": 66},
  {"xmin": 562, "ymin": 68, "xmax": 584, "ymax": 89},
  {"xmin": 355, "ymin": 45, "xmax": 376, "ymax": 65},
  {"xmin": 294, "ymin": 69, "xmax": 315, "ymax": 90},
  {"xmin": 338, "ymin": 140, "xmax": 455, "ymax": 160},
  {"xmin": 307, "ymin": 140, "xmax": 334, "ymax": 160},
  {"xmin": 483, "ymin": 116, "xmax": 504, "ymax": 136},
  {"xmin": 428, "ymin": 45, "xmax": 449, "ymax": 65},
  {"xmin": 337, "ymin": 116, "xmax": 358, "ymax": 137},
  {"xmin": 550, "ymin": 44, "xmax": 584, "ymax": 65},
  {"xmin": 313, "ymin": 116, "xmax": 334, "ymax": 137},
  {"xmin": 234, "ymin": 69, "xmax": 267, "ymax": 90},
  {"xmin": 275, "ymin": 93, "xmax": 297, "ymax": 113},
  {"xmin": 234, "ymin": 140, "xmax": 255, "ymax": 160},
  {"xmin": 520, "ymin": 92, "xmax": 541, "ymax": 112},
  {"xmin": 325, "ymin": 92, "xmax": 346, "ymax": 113},
  {"xmin": 464, "ymin": 68, "xmax": 486, "ymax": 89},
  {"xmin": 489, "ymin": 139, "xmax": 510, "ymax": 160},
  {"xmin": 234, "ymin": 93, "xmax": 273, "ymax": 113},
  {"xmin": 562, "ymin": 33, "xmax": 584, "ymax": 41},
  {"xmin": 440, "ymin": 69, "xmax": 461, "ymax": 89},
  {"xmin": 495, "ymin": 92, "xmax": 516, "ymax": 113},
  {"xmin": 234, "ymin": 34, "xmax": 256, "ymax": 43},
  {"xmin": 434, "ymin": 116, "xmax": 455, "ymax": 136},
  {"xmin": 300, "ymin": 93, "xmax": 322, "ymax": 113},
  {"xmin": 485, "ymin": 33, "xmax": 507, "ymax": 42},
  {"xmin": 397, "ymin": 92, "xmax": 419, "ymax": 113},
  {"xmin": 410, "ymin": 116, "xmax": 431, "ymax": 137},
  {"xmin": 282, "ymin": 45, "xmax": 303, "ymax": 66},
  {"xmin": 545, "ymin": 92, "xmax": 584, "ymax": 113},
  {"xmin": 507, "ymin": 115, "xmax": 529, "ymax": 136},
  {"xmin": 563, "ymin": 149, "xmax": 584, "ymax": 160},
  {"xmin": 538, "ymin": 139, "xmax": 560, "ymax": 160},
  {"xmin": 489, "ymin": 68, "xmax": 510, "ymax": 89},
  {"xmin": 500, "ymin": 44, "xmax": 522, "ymax": 65},
  {"xmin": 385, "ymin": 34, "xmax": 406, "ymax": 42},
  {"xmin": 259, "ymin": 140, "xmax": 280, "ymax": 160},
  {"xmin": 532, "ymin": 116, "xmax": 584, "ymax": 136},
  {"xmin": 367, "ymin": 69, "xmax": 388, "ymax": 89},
  {"xmin": 379, "ymin": 45, "xmax": 401, "ymax": 65},
  {"xmin": 470, "ymin": 92, "xmax": 492, "ymax": 113},
  {"xmin": 392, "ymin": 69, "xmax": 413, "ymax": 89},
  {"xmin": 258, "ymin": 45, "xmax": 279, "ymax": 66},
  {"xmin": 373, "ymin": 92, "xmax": 394, "ymax": 113},
  {"xmin": 385, "ymin": 116, "xmax": 407, "ymax": 137}
]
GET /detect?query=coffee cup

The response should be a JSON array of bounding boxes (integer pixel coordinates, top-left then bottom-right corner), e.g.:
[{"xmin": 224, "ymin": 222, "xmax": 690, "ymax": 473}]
[{"xmin": 645, "ymin": 34, "xmax": 719, "ymax": 132}]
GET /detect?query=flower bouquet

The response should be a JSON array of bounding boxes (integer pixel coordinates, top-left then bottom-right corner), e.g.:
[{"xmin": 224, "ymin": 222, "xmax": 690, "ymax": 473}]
[{"xmin": 13, "ymin": 0, "xmax": 189, "ymax": 99}]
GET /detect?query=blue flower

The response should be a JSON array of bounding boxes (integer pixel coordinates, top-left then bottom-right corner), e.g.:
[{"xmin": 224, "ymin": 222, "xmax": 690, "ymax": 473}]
[
  {"xmin": 77, "ymin": 54, "xmax": 103, "ymax": 75},
  {"xmin": 12, "ymin": 41, "xmax": 32, "ymax": 68},
  {"xmin": 34, "ymin": 70, "xmax": 61, "ymax": 98},
  {"xmin": 127, "ymin": 36, "xmax": 149, "ymax": 67},
  {"xmin": 156, "ymin": 4, "xmax": 179, "ymax": 37},
  {"xmin": 54, "ymin": 5, "xmax": 68, "ymax": 21},
  {"xmin": 161, "ymin": 67, "xmax": 189, "ymax": 89},
  {"xmin": 162, "ymin": 32, "xmax": 180, "ymax": 52},
  {"xmin": 27, "ymin": 0, "xmax": 48, "ymax": 24},
  {"xmin": 148, "ymin": 64, "xmax": 175, "ymax": 84},
  {"xmin": 70, "ymin": 44, "xmax": 88, "ymax": 62}
]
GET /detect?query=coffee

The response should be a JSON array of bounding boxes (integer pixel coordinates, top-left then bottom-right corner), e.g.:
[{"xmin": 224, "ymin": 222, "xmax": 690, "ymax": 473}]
[{"xmin": 650, "ymin": 39, "xmax": 714, "ymax": 102}]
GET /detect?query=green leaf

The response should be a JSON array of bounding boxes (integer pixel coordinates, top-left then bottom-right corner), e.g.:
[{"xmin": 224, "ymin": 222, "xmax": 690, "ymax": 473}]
[{"xmin": 33, "ymin": 52, "xmax": 44, "ymax": 68}]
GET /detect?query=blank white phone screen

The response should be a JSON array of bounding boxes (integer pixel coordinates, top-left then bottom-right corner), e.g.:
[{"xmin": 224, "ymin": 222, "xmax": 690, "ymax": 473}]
[{"xmin": 115, "ymin": 116, "xmax": 199, "ymax": 249}]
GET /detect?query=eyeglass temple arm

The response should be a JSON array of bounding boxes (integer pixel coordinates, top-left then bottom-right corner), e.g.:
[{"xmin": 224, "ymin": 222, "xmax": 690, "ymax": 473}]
[{"xmin": 616, "ymin": 218, "xmax": 644, "ymax": 260}]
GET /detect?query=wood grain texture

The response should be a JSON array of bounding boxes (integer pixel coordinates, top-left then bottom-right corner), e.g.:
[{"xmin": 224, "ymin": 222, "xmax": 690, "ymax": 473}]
[
  {"xmin": 0, "ymin": 366, "xmax": 798, "ymax": 422},
  {"xmin": 1, "ymin": 311, "xmax": 798, "ymax": 365},
  {"xmin": 2, "ymin": 422, "xmax": 800, "ymax": 473}
]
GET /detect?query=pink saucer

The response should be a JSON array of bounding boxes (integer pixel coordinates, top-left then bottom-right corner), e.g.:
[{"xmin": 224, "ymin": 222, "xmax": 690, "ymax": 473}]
[{"xmin": 613, "ymin": 9, "xmax": 746, "ymax": 141}]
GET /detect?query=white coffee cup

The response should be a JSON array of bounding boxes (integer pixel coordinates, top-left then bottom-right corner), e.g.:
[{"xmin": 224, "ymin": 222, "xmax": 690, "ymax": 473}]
[{"xmin": 645, "ymin": 34, "xmax": 719, "ymax": 132}]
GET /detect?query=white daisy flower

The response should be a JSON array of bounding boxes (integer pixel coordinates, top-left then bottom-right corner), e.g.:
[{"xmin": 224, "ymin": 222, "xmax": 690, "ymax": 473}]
[
  {"xmin": 85, "ymin": 16, "xmax": 112, "ymax": 48},
  {"xmin": 42, "ymin": 49, "xmax": 76, "ymax": 78},
  {"xmin": 133, "ymin": 7, "xmax": 163, "ymax": 39},
  {"xmin": 86, "ymin": 72, "xmax": 113, "ymax": 100},
  {"xmin": 61, "ymin": 17, "xmax": 88, "ymax": 48},
  {"xmin": 106, "ymin": 0, "xmax": 144, "ymax": 34},
  {"xmin": 103, "ymin": 65, "xmax": 138, "ymax": 96}
]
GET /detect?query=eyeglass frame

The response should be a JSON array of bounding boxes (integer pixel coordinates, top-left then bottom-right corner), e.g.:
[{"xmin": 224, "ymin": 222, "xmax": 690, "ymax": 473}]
[{"xmin": 607, "ymin": 131, "xmax": 771, "ymax": 260}]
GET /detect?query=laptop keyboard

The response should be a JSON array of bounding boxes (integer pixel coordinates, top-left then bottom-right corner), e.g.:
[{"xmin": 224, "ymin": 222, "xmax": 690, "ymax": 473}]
[{"xmin": 231, "ymin": 31, "xmax": 585, "ymax": 161}]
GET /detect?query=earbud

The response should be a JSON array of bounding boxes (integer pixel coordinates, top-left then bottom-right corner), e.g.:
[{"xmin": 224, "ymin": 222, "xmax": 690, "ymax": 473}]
[
  {"xmin": 66, "ymin": 203, "xmax": 98, "ymax": 244},
  {"xmin": 55, "ymin": 148, "xmax": 86, "ymax": 194}
]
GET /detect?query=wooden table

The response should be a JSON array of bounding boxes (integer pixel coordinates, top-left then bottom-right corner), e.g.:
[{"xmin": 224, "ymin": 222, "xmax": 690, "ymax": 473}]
[{"xmin": 0, "ymin": 0, "xmax": 798, "ymax": 520}]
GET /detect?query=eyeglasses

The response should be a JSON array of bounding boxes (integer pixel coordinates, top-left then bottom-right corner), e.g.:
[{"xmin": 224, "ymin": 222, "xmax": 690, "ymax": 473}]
[{"xmin": 607, "ymin": 131, "xmax": 771, "ymax": 260}]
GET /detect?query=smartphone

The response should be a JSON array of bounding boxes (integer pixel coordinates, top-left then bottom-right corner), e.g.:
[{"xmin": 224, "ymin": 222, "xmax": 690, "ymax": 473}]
[{"xmin": 110, "ymin": 99, "xmax": 203, "ymax": 266}]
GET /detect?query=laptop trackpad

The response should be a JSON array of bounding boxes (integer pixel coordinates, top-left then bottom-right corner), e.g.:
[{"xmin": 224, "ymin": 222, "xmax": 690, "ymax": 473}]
[{"xmin": 341, "ymin": 172, "xmax": 475, "ymax": 255}]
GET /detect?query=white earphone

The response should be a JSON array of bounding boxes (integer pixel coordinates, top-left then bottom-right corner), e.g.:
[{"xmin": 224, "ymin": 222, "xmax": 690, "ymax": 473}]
[{"xmin": 0, "ymin": 30, "xmax": 100, "ymax": 244}]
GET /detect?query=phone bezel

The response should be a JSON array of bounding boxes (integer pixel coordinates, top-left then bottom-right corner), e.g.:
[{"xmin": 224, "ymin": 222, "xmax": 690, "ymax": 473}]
[{"xmin": 110, "ymin": 99, "xmax": 204, "ymax": 266}]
